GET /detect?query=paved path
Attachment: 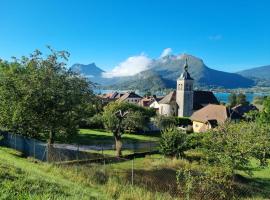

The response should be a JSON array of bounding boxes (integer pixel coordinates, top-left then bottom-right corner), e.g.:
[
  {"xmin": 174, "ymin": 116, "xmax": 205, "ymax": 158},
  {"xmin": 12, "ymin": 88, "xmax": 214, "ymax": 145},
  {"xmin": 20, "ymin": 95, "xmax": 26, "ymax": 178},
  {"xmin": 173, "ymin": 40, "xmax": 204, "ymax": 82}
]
[{"xmin": 53, "ymin": 141, "xmax": 158, "ymax": 152}]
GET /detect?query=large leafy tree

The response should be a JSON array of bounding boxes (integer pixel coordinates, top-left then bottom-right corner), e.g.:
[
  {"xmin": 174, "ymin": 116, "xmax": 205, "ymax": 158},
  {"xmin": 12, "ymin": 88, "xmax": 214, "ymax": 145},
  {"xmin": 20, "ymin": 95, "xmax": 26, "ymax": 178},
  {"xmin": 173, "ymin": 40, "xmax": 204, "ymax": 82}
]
[
  {"xmin": 260, "ymin": 96, "xmax": 270, "ymax": 123},
  {"xmin": 204, "ymin": 121, "xmax": 270, "ymax": 173},
  {"xmin": 102, "ymin": 101, "xmax": 155, "ymax": 157},
  {"xmin": 0, "ymin": 48, "xmax": 95, "ymax": 144}
]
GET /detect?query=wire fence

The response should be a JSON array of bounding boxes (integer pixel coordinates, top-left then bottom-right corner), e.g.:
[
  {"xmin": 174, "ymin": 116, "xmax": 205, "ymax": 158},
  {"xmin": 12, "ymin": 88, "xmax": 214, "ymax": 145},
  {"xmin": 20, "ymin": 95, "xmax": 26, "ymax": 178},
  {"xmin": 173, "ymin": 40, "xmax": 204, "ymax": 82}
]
[
  {"xmin": 0, "ymin": 131, "xmax": 159, "ymax": 163},
  {"xmin": 0, "ymin": 131, "xmax": 269, "ymax": 199}
]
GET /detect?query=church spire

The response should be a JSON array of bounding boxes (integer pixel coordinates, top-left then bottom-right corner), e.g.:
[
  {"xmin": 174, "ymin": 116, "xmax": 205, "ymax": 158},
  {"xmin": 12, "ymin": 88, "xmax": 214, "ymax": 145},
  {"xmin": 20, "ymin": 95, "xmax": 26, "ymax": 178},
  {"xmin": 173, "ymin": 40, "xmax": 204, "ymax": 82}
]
[
  {"xmin": 184, "ymin": 57, "xmax": 188, "ymax": 72},
  {"xmin": 179, "ymin": 57, "xmax": 193, "ymax": 80}
]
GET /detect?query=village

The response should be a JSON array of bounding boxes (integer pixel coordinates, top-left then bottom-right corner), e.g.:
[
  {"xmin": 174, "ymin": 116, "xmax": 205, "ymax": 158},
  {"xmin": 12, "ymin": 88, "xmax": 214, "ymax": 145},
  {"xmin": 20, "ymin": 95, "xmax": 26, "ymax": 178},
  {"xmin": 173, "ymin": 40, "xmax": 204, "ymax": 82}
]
[
  {"xmin": 99, "ymin": 59, "xmax": 258, "ymax": 133},
  {"xmin": 1, "ymin": 0, "xmax": 270, "ymax": 199}
]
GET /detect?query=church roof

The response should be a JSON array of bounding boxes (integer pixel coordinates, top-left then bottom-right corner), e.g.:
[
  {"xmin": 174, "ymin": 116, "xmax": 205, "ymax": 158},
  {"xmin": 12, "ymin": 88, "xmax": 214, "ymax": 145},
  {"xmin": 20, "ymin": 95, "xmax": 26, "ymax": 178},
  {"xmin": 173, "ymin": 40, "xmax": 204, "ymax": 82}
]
[
  {"xmin": 193, "ymin": 91, "xmax": 219, "ymax": 110},
  {"xmin": 158, "ymin": 91, "xmax": 176, "ymax": 104}
]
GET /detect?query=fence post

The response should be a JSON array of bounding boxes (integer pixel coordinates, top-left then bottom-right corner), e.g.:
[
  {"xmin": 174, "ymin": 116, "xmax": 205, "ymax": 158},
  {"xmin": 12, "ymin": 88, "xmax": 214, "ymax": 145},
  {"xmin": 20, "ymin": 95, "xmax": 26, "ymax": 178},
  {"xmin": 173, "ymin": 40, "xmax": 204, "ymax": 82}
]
[
  {"xmin": 76, "ymin": 144, "xmax": 79, "ymax": 161},
  {"xmin": 33, "ymin": 139, "xmax": 36, "ymax": 158},
  {"xmin": 131, "ymin": 158, "xmax": 134, "ymax": 186},
  {"xmin": 14, "ymin": 134, "xmax": 16, "ymax": 150}
]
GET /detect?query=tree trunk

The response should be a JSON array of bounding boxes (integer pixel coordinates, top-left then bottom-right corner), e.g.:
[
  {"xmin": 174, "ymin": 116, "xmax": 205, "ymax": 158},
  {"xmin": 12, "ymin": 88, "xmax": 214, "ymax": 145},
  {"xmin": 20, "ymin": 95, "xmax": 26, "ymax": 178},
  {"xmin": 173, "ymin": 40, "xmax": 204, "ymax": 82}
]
[
  {"xmin": 48, "ymin": 130, "xmax": 55, "ymax": 145},
  {"xmin": 115, "ymin": 135, "xmax": 122, "ymax": 157}
]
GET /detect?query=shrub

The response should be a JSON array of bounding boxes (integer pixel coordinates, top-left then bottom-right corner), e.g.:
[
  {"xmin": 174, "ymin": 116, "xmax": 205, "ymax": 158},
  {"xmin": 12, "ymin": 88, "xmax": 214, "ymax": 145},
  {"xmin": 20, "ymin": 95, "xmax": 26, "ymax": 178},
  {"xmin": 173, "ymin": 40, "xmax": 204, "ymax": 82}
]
[
  {"xmin": 175, "ymin": 117, "xmax": 192, "ymax": 127},
  {"xmin": 159, "ymin": 127, "xmax": 188, "ymax": 158},
  {"xmin": 154, "ymin": 115, "xmax": 177, "ymax": 130},
  {"xmin": 86, "ymin": 114, "xmax": 104, "ymax": 129}
]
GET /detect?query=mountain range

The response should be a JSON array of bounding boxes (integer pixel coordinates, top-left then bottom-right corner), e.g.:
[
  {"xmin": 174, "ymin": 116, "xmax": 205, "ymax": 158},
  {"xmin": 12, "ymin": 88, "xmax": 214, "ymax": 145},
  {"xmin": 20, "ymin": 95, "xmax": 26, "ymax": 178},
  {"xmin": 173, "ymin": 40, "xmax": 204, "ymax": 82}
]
[{"xmin": 70, "ymin": 54, "xmax": 270, "ymax": 91}]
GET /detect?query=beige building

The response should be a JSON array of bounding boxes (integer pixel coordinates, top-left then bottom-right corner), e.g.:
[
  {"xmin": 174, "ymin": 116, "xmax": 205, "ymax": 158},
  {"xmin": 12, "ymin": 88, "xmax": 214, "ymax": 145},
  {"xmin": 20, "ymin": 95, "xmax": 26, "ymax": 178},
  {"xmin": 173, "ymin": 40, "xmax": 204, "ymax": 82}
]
[{"xmin": 190, "ymin": 104, "xmax": 241, "ymax": 133}]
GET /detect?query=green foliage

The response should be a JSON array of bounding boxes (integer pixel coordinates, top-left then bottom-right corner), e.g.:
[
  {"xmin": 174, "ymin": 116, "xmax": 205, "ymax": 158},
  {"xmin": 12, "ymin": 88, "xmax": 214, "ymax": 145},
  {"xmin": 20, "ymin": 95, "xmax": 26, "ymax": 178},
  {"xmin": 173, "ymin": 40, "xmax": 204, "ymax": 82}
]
[
  {"xmin": 236, "ymin": 93, "xmax": 248, "ymax": 105},
  {"xmin": 176, "ymin": 163, "xmax": 234, "ymax": 199},
  {"xmin": 203, "ymin": 122, "xmax": 270, "ymax": 172},
  {"xmin": 85, "ymin": 113, "xmax": 104, "ymax": 129},
  {"xmin": 102, "ymin": 101, "xmax": 155, "ymax": 134},
  {"xmin": 102, "ymin": 101, "xmax": 155, "ymax": 156},
  {"xmin": 154, "ymin": 115, "xmax": 177, "ymax": 130},
  {"xmin": 260, "ymin": 96, "xmax": 270, "ymax": 123},
  {"xmin": 175, "ymin": 117, "xmax": 192, "ymax": 127},
  {"xmin": 159, "ymin": 126, "xmax": 188, "ymax": 158},
  {"xmin": 0, "ymin": 49, "xmax": 95, "ymax": 143},
  {"xmin": 185, "ymin": 132, "xmax": 205, "ymax": 150},
  {"xmin": 228, "ymin": 93, "xmax": 248, "ymax": 107},
  {"xmin": 253, "ymin": 95, "xmax": 267, "ymax": 105}
]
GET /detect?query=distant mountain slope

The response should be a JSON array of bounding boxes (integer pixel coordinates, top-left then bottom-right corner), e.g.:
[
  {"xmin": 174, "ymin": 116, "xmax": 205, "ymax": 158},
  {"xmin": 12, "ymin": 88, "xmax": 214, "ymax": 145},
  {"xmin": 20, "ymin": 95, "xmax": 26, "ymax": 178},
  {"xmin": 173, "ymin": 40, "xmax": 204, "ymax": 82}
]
[
  {"xmin": 70, "ymin": 54, "xmax": 256, "ymax": 90},
  {"xmin": 70, "ymin": 63, "xmax": 104, "ymax": 77},
  {"xmin": 237, "ymin": 65, "xmax": 270, "ymax": 87},
  {"xmin": 70, "ymin": 63, "xmax": 114, "ymax": 85},
  {"xmin": 237, "ymin": 65, "xmax": 270, "ymax": 79},
  {"xmin": 108, "ymin": 54, "xmax": 254, "ymax": 90}
]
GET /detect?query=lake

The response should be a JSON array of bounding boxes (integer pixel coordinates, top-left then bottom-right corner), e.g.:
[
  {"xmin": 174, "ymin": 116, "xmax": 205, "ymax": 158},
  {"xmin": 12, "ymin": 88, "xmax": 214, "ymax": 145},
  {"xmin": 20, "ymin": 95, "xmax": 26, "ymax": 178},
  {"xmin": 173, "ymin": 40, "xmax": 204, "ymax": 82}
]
[
  {"xmin": 94, "ymin": 89, "xmax": 268, "ymax": 104},
  {"xmin": 214, "ymin": 92, "xmax": 267, "ymax": 103}
]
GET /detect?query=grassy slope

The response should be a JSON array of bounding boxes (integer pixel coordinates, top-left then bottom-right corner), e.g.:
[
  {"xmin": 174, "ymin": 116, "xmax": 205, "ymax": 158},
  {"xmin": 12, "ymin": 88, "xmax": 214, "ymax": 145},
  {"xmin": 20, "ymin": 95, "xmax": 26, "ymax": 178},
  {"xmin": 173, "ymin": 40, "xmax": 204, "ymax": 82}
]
[
  {"xmin": 0, "ymin": 147, "xmax": 106, "ymax": 200},
  {"xmin": 65, "ymin": 129, "xmax": 160, "ymax": 145}
]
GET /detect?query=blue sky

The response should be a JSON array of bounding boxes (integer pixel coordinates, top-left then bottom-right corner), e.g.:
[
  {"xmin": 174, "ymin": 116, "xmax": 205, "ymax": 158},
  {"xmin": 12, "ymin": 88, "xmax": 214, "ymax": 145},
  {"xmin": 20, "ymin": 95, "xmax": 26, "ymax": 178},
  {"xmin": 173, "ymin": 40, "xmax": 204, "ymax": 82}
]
[{"xmin": 0, "ymin": 0, "xmax": 270, "ymax": 73}]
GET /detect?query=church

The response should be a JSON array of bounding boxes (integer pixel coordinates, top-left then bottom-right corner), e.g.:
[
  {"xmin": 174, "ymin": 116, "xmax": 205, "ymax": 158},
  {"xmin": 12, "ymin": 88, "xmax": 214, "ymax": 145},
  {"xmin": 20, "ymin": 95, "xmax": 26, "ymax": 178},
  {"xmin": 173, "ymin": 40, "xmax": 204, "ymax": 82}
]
[{"xmin": 158, "ymin": 59, "xmax": 219, "ymax": 117}]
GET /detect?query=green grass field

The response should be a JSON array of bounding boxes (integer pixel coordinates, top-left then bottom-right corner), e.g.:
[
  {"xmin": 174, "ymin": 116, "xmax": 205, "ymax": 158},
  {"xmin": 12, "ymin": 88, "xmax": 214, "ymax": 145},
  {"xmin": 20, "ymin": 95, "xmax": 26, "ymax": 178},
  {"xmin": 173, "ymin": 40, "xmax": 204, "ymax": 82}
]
[
  {"xmin": 0, "ymin": 147, "xmax": 105, "ymax": 200},
  {"xmin": 0, "ymin": 145, "xmax": 269, "ymax": 200},
  {"xmin": 64, "ymin": 129, "xmax": 160, "ymax": 145}
]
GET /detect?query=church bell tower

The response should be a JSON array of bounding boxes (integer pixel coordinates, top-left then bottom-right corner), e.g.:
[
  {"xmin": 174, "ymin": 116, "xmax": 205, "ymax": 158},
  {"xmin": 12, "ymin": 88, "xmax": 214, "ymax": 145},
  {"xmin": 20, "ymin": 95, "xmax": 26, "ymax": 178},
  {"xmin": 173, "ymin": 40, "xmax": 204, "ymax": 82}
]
[{"xmin": 176, "ymin": 58, "xmax": 194, "ymax": 117}]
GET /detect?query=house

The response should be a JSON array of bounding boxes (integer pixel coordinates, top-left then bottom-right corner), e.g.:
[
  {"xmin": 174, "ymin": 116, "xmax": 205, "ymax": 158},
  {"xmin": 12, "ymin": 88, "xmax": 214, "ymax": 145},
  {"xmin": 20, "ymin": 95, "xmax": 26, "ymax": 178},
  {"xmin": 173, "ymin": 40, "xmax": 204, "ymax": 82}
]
[
  {"xmin": 117, "ymin": 92, "xmax": 142, "ymax": 104},
  {"xmin": 99, "ymin": 91, "xmax": 124, "ymax": 103},
  {"xmin": 190, "ymin": 104, "xmax": 241, "ymax": 133},
  {"xmin": 232, "ymin": 104, "xmax": 258, "ymax": 117},
  {"xmin": 159, "ymin": 91, "xmax": 178, "ymax": 116},
  {"xmin": 149, "ymin": 96, "xmax": 163, "ymax": 112},
  {"xmin": 138, "ymin": 96, "xmax": 154, "ymax": 107},
  {"xmin": 158, "ymin": 58, "xmax": 219, "ymax": 117}
]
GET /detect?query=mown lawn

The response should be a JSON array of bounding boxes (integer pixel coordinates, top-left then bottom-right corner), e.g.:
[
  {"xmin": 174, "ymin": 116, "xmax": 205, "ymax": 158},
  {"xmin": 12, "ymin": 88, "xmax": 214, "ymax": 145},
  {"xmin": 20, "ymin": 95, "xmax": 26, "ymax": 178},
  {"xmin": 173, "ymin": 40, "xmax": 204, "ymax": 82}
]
[
  {"xmin": 65, "ymin": 129, "xmax": 160, "ymax": 145},
  {"xmin": 0, "ymin": 147, "xmax": 106, "ymax": 200}
]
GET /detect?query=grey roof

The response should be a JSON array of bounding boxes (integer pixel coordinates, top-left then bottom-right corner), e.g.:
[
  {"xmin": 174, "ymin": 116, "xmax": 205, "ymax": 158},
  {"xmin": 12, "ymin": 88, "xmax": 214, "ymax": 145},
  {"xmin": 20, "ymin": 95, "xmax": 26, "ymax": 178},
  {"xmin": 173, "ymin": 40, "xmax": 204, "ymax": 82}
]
[
  {"xmin": 232, "ymin": 104, "xmax": 258, "ymax": 116},
  {"xmin": 118, "ymin": 92, "xmax": 142, "ymax": 102},
  {"xmin": 158, "ymin": 91, "xmax": 176, "ymax": 104}
]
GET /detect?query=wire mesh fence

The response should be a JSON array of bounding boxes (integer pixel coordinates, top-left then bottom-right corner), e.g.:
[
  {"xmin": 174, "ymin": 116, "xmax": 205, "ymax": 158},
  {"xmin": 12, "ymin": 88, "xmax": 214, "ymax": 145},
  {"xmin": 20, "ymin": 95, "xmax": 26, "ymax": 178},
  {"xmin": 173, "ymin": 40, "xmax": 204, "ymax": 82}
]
[{"xmin": 1, "ymin": 131, "xmax": 269, "ymax": 199}]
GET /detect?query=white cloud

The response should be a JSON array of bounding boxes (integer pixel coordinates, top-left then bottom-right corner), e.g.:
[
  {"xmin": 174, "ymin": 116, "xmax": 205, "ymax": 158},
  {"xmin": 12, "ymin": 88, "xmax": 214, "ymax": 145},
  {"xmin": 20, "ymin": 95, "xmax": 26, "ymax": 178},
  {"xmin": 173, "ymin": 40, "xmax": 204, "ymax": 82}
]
[
  {"xmin": 160, "ymin": 48, "xmax": 172, "ymax": 58},
  {"xmin": 209, "ymin": 34, "xmax": 223, "ymax": 41},
  {"xmin": 102, "ymin": 54, "xmax": 152, "ymax": 78}
]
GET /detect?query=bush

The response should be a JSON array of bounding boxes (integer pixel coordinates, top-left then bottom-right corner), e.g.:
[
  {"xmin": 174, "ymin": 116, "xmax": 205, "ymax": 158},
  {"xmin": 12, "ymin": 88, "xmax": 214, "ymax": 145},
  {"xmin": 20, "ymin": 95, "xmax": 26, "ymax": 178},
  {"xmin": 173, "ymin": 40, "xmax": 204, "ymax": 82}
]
[
  {"xmin": 86, "ymin": 114, "xmax": 104, "ymax": 129},
  {"xmin": 159, "ymin": 127, "xmax": 188, "ymax": 158},
  {"xmin": 154, "ymin": 115, "xmax": 177, "ymax": 130},
  {"xmin": 175, "ymin": 117, "xmax": 192, "ymax": 127},
  {"xmin": 176, "ymin": 164, "xmax": 234, "ymax": 200}
]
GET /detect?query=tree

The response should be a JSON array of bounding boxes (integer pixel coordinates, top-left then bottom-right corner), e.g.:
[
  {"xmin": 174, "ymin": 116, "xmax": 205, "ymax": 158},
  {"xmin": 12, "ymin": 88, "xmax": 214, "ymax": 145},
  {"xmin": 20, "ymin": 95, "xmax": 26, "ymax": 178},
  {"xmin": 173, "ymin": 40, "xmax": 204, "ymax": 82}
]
[
  {"xmin": 0, "ymin": 48, "xmax": 95, "ymax": 144},
  {"xmin": 236, "ymin": 93, "xmax": 248, "ymax": 106},
  {"xmin": 260, "ymin": 96, "xmax": 270, "ymax": 123},
  {"xmin": 154, "ymin": 115, "xmax": 178, "ymax": 130},
  {"xmin": 102, "ymin": 101, "xmax": 155, "ymax": 157},
  {"xmin": 203, "ymin": 121, "xmax": 270, "ymax": 173},
  {"xmin": 228, "ymin": 93, "xmax": 237, "ymax": 107},
  {"xmin": 159, "ymin": 126, "xmax": 188, "ymax": 158},
  {"xmin": 228, "ymin": 93, "xmax": 248, "ymax": 107}
]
